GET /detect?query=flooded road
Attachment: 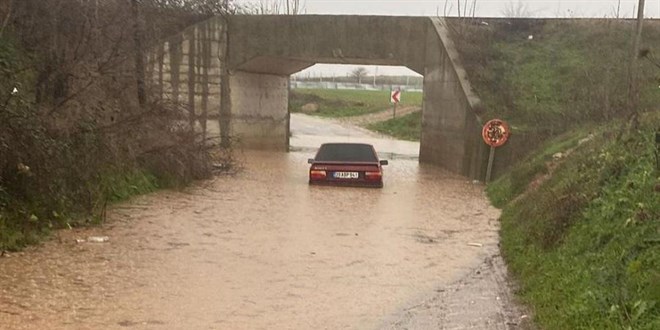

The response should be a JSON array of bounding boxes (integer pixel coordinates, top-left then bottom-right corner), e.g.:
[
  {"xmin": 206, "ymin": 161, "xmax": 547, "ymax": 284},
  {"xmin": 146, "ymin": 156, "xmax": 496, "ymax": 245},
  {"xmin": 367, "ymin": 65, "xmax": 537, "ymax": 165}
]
[{"xmin": 0, "ymin": 115, "xmax": 515, "ymax": 329}]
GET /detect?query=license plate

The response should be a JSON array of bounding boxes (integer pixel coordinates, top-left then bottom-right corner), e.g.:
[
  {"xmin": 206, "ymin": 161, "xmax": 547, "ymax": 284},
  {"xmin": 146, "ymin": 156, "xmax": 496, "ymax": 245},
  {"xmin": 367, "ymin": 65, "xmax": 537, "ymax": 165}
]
[{"xmin": 333, "ymin": 171, "xmax": 359, "ymax": 179}]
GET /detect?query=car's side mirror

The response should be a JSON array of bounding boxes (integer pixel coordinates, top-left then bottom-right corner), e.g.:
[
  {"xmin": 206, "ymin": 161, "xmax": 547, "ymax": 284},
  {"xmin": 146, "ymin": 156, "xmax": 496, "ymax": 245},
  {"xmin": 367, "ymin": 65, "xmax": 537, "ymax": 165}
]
[
  {"xmin": 380, "ymin": 160, "xmax": 389, "ymax": 166},
  {"xmin": 308, "ymin": 158, "xmax": 315, "ymax": 164}
]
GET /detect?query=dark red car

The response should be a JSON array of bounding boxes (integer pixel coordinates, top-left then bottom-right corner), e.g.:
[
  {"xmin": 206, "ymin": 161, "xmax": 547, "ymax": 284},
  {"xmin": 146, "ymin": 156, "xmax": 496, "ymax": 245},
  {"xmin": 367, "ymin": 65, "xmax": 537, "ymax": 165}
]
[{"xmin": 308, "ymin": 143, "xmax": 388, "ymax": 188}]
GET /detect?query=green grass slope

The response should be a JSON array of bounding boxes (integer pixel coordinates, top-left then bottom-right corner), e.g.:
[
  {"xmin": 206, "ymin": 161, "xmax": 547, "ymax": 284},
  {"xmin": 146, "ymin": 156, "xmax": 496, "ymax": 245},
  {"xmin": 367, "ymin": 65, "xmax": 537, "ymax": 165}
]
[
  {"xmin": 488, "ymin": 116, "xmax": 660, "ymax": 329},
  {"xmin": 366, "ymin": 111, "xmax": 422, "ymax": 141},
  {"xmin": 454, "ymin": 19, "xmax": 660, "ymax": 133},
  {"xmin": 289, "ymin": 88, "xmax": 422, "ymax": 117}
]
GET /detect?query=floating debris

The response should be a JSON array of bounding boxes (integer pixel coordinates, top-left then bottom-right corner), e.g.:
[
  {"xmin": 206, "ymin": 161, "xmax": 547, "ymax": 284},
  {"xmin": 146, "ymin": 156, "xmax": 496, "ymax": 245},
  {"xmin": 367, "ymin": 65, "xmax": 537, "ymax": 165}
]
[{"xmin": 87, "ymin": 236, "xmax": 109, "ymax": 243}]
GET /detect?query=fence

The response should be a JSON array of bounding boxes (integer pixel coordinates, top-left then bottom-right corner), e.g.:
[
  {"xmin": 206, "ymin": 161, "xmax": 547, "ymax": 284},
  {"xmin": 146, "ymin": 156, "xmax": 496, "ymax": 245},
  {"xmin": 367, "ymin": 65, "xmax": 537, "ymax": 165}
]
[{"xmin": 290, "ymin": 81, "xmax": 423, "ymax": 92}]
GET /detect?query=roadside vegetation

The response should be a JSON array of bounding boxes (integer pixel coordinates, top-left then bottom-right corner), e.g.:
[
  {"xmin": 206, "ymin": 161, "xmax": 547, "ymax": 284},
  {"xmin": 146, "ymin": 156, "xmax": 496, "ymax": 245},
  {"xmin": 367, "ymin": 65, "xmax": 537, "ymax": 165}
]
[
  {"xmin": 289, "ymin": 88, "xmax": 422, "ymax": 118},
  {"xmin": 0, "ymin": 0, "xmax": 237, "ymax": 252},
  {"xmin": 366, "ymin": 112, "xmax": 422, "ymax": 141},
  {"xmin": 446, "ymin": 19, "xmax": 660, "ymax": 329},
  {"xmin": 487, "ymin": 114, "xmax": 659, "ymax": 329}
]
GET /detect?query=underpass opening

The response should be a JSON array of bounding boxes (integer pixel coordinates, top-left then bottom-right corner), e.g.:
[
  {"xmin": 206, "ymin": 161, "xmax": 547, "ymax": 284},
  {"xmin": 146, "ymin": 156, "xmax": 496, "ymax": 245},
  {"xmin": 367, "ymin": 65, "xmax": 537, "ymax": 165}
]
[{"xmin": 288, "ymin": 63, "xmax": 423, "ymax": 161}]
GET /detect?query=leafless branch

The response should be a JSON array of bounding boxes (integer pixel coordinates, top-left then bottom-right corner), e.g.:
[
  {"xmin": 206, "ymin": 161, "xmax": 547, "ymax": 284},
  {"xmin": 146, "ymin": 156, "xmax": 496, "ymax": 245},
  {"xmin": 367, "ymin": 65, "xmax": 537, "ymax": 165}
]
[{"xmin": 0, "ymin": 0, "xmax": 13, "ymax": 37}]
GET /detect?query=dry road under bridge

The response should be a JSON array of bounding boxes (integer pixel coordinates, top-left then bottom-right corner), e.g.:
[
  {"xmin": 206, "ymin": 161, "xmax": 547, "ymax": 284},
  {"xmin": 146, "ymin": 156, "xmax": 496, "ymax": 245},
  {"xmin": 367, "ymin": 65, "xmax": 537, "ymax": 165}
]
[{"xmin": 0, "ymin": 114, "xmax": 526, "ymax": 329}]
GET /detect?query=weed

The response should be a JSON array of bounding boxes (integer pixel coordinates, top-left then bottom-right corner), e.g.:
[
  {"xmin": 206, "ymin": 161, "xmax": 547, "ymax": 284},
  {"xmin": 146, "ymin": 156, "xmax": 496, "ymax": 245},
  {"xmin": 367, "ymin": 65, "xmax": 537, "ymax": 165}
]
[{"xmin": 366, "ymin": 112, "xmax": 422, "ymax": 141}]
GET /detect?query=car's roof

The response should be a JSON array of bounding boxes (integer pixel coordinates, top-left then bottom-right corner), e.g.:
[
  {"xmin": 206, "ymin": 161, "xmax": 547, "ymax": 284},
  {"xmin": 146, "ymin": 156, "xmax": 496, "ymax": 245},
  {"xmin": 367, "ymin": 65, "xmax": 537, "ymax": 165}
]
[
  {"xmin": 319, "ymin": 143, "xmax": 374, "ymax": 146},
  {"xmin": 315, "ymin": 143, "xmax": 378, "ymax": 162}
]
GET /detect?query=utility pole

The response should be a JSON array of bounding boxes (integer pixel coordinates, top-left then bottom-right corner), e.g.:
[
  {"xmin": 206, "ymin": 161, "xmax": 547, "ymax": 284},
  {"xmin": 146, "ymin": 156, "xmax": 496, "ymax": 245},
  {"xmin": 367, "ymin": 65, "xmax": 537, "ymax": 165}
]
[
  {"xmin": 627, "ymin": 0, "xmax": 645, "ymax": 129},
  {"xmin": 131, "ymin": 0, "xmax": 146, "ymax": 107},
  {"xmin": 0, "ymin": 0, "xmax": 14, "ymax": 38}
]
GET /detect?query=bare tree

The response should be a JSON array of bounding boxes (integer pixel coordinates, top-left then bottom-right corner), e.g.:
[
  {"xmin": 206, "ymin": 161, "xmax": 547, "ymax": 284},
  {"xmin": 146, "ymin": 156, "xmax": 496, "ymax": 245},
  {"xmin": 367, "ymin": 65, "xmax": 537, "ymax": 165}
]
[
  {"xmin": 132, "ymin": 0, "xmax": 146, "ymax": 107},
  {"xmin": 242, "ymin": 0, "xmax": 305, "ymax": 15},
  {"xmin": 442, "ymin": 0, "xmax": 454, "ymax": 17},
  {"xmin": 502, "ymin": 0, "xmax": 530, "ymax": 18},
  {"xmin": 615, "ymin": 0, "xmax": 622, "ymax": 19},
  {"xmin": 626, "ymin": 0, "xmax": 646, "ymax": 130},
  {"xmin": 0, "ymin": 0, "xmax": 12, "ymax": 37},
  {"xmin": 351, "ymin": 67, "xmax": 368, "ymax": 85}
]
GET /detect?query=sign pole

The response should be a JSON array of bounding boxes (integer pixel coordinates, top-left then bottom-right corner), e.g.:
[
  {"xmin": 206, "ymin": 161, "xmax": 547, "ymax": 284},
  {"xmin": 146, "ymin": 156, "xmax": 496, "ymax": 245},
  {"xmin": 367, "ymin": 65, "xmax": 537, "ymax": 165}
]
[
  {"xmin": 392, "ymin": 102, "xmax": 397, "ymax": 119},
  {"xmin": 481, "ymin": 119, "xmax": 511, "ymax": 183},
  {"xmin": 655, "ymin": 131, "xmax": 659, "ymax": 172},
  {"xmin": 485, "ymin": 145, "xmax": 495, "ymax": 183}
]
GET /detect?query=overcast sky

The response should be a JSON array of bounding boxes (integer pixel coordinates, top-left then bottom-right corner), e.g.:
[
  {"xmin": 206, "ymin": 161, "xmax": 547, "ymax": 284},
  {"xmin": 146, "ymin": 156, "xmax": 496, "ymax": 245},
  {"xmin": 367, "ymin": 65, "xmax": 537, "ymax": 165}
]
[
  {"xmin": 237, "ymin": 0, "xmax": 660, "ymax": 77},
  {"xmin": 301, "ymin": 0, "xmax": 659, "ymax": 18}
]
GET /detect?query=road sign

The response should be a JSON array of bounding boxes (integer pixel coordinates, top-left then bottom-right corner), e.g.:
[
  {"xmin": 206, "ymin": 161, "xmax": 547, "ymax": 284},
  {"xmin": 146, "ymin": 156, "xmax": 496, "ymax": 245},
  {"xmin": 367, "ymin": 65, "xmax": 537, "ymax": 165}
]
[
  {"xmin": 482, "ymin": 119, "xmax": 511, "ymax": 183},
  {"xmin": 390, "ymin": 89, "xmax": 401, "ymax": 104},
  {"xmin": 482, "ymin": 119, "xmax": 510, "ymax": 148}
]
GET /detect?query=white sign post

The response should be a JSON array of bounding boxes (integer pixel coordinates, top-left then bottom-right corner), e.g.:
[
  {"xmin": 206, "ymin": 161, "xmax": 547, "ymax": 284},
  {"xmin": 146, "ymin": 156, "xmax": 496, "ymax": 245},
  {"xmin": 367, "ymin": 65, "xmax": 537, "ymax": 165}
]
[{"xmin": 390, "ymin": 88, "xmax": 401, "ymax": 119}]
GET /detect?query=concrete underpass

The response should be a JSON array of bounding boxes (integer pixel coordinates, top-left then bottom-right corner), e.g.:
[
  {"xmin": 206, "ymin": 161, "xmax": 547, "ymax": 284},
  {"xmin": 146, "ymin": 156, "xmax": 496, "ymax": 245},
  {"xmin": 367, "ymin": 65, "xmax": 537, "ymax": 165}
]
[{"xmin": 147, "ymin": 15, "xmax": 493, "ymax": 179}]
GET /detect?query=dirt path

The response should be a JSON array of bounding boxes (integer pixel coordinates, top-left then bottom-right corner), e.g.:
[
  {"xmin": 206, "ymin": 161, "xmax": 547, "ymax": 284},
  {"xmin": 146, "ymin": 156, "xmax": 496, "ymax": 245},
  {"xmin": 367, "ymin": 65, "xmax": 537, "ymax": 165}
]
[{"xmin": 341, "ymin": 106, "xmax": 421, "ymax": 126}]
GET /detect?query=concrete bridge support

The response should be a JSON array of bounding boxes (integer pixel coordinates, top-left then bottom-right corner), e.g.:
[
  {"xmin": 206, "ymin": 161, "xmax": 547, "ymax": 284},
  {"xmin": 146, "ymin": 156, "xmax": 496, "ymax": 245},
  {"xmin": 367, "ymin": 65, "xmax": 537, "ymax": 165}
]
[
  {"xmin": 228, "ymin": 71, "xmax": 290, "ymax": 150},
  {"xmin": 420, "ymin": 18, "xmax": 486, "ymax": 179}
]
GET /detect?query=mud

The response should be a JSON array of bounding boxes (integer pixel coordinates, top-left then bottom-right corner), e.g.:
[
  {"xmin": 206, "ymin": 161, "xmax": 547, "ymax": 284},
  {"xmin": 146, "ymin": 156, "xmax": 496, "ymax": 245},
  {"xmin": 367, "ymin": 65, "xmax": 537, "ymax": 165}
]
[
  {"xmin": 0, "ymin": 115, "xmax": 523, "ymax": 329},
  {"xmin": 340, "ymin": 106, "xmax": 422, "ymax": 126}
]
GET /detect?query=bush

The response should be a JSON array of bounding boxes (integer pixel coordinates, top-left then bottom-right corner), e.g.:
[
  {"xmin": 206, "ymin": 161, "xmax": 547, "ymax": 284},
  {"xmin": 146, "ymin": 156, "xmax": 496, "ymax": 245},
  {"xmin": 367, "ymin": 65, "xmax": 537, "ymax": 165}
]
[
  {"xmin": 0, "ymin": 19, "xmax": 214, "ymax": 251},
  {"xmin": 366, "ymin": 111, "xmax": 422, "ymax": 141}
]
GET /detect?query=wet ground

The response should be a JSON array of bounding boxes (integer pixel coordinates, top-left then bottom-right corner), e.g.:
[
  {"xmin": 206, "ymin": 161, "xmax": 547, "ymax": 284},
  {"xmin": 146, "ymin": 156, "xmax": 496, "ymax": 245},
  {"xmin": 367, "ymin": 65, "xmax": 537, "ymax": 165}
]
[{"xmin": 0, "ymin": 114, "xmax": 525, "ymax": 329}]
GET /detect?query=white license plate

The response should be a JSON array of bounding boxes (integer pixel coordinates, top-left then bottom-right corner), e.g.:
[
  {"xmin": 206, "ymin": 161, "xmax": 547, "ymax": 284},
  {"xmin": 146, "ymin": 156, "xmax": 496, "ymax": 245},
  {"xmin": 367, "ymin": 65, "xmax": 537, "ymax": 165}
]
[{"xmin": 333, "ymin": 172, "xmax": 359, "ymax": 179}]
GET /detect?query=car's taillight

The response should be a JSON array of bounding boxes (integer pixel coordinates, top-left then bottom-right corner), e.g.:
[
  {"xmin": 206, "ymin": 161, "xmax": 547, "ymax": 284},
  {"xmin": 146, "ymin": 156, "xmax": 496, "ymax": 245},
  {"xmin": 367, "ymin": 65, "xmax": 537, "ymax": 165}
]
[
  {"xmin": 310, "ymin": 170, "xmax": 326, "ymax": 180},
  {"xmin": 365, "ymin": 171, "xmax": 382, "ymax": 181}
]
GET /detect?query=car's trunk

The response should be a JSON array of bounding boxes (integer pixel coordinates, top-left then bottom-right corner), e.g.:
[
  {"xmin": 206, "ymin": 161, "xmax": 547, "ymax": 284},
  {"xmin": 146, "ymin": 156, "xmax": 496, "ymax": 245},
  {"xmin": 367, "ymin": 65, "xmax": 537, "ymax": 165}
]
[{"xmin": 310, "ymin": 162, "xmax": 381, "ymax": 184}]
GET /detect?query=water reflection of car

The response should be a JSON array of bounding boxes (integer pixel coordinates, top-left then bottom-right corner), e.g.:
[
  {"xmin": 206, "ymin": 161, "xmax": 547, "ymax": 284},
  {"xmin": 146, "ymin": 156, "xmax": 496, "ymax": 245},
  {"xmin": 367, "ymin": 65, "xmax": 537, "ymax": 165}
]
[{"xmin": 308, "ymin": 143, "xmax": 388, "ymax": 188}]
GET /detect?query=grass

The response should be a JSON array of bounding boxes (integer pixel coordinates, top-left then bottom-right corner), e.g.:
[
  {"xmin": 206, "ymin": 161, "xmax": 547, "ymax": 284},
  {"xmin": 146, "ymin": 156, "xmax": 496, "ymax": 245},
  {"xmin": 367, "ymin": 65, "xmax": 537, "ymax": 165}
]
[
  {"xmin": 101, "ymin": 169, "xmax": 160, "ymax": 203},
  {"xmin": 488, "ymin": 115, "xmax": 660, "ymax": 329},
  {"xmin": 486, "ymin": 127, "xmax": 593, "ymax": 208},
  {"xmin": 0, "ymin": 168, "xmax": 160, "ymax": 251},
  {"xmin": 289, "ymin": 88, "xmax": 422, "ymax": 118},
  {"xmin": 453, "ymin": 19, "xmax": 660, "ymax": 133},
  {"xmin": 366, "ymin": 111, "xmax": 422, "ymax": 141},
  {"xmin": 459, "ymin": 20, "xmax": 660, "ymax": 329}
]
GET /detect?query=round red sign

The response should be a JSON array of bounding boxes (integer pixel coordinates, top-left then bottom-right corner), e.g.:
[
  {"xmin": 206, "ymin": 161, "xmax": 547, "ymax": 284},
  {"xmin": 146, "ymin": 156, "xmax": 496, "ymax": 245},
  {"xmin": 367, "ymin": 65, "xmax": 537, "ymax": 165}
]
[{"xmin": 482, "ymin": 119, "xmax": 511, "ymax": 147}]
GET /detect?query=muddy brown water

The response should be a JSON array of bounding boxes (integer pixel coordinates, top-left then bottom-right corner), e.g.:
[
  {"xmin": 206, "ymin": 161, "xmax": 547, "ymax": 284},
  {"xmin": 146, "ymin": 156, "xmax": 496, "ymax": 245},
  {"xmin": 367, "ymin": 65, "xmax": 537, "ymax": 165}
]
[
  {"xmin": 0, "ymin": 151, "xmax": 501, "ymax": 329},
  {"xmin": 1, "ymin": 116, "xmax": 504, "ymax": 329}
]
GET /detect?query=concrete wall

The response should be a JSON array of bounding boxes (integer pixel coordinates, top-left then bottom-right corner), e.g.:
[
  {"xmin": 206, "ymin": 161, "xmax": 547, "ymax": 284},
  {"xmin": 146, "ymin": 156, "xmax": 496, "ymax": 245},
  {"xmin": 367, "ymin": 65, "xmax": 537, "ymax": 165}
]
[
  {"xmin": 420, "ymin": 18, "xmax": 488, "ymax": 179},
  {"xmin": 228, "ymin": 71, "xmax": 289, "ymax": 150},
  {"xmin": 147, "ymin": 17, "xmax": 226, "ymax": 140},
  {"xmin": 227, "ymin": 15, "xmax": 430, "ymax": 75}
]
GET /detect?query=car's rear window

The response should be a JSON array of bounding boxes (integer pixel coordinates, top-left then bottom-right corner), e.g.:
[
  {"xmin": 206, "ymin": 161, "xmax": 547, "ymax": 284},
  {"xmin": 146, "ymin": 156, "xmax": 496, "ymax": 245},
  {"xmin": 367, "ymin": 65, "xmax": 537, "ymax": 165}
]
[{"xmin": 314, "ymin": 143, "xmax": 378, "ymax": 162}]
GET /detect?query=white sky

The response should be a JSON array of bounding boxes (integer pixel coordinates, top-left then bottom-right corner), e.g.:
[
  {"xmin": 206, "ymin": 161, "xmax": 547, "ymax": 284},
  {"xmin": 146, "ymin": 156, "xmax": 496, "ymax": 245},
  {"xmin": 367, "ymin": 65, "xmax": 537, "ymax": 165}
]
[
  {"xmin": 300, "ymin": 0, "xmax": 660, "ymax": 18},
  {"xmin": 237, "ymin": 0, "xmax": 660, "ymax": 77}
]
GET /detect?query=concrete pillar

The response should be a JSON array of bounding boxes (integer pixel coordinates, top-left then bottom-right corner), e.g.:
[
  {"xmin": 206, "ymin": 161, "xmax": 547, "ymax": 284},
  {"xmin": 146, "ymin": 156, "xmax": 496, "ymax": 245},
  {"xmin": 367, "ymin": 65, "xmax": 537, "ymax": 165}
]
[
  {"xmin": 419, "ymin": 61, "xmax": 469, "ymax": 175},
  {"xmin": 226, "ymin": 71, "xmax": 289, "ymax": 151}
]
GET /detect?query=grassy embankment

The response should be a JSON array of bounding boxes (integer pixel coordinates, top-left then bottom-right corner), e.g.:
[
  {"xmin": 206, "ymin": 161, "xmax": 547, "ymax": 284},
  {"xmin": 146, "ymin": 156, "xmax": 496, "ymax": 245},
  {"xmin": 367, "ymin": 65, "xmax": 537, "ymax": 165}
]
[
  {"xmin": 289, "ymin": 88, "xmax": 422, "ymax": 118},
  {"xmin": 449, "ymin": 19, "xmax": 660, "ymax": 329},
  {"xmin": 366, "ymin": 111, "xmax": 422, "ymax": 141},
  {"xmin": 488, "ymin": 116, "xmax": 659, "ymax": 330}
]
